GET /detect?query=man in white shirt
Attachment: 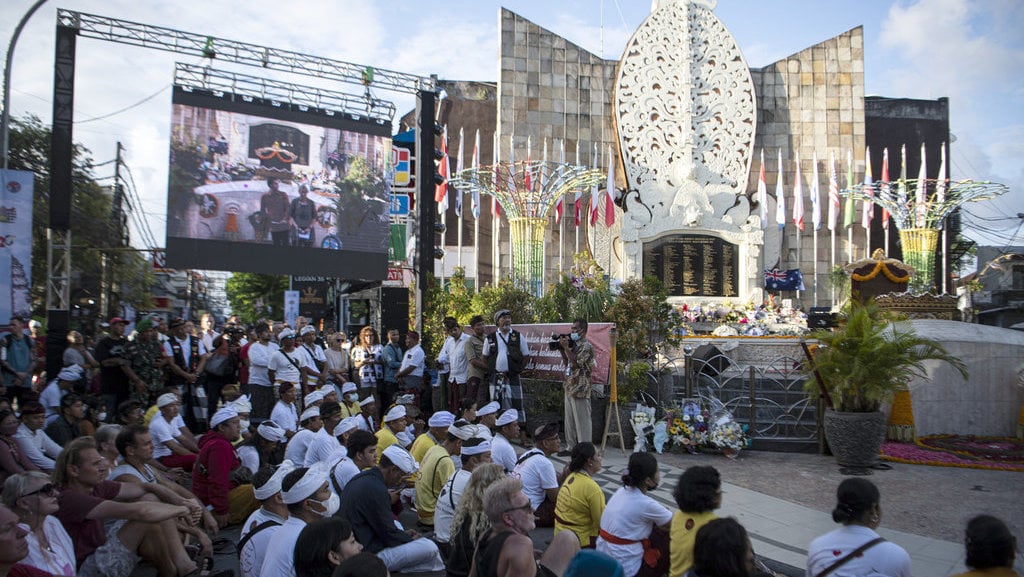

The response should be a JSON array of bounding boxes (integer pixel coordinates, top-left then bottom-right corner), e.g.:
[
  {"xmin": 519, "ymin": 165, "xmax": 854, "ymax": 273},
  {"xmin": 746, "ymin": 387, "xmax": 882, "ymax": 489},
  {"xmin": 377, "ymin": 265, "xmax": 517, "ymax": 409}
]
[
  {"xmin": 259, "ymin": 464, "xmax": 338, "ymax": 577},
  {"xmin": 482, "ymin": 310, "xmax": 531, "ymax": 445},
  {"xmin": 199, "ymin": 313, "xmax": 219, "ymax": 351},
  {"xmin": 284, "ymin": 406, "xmax": 322, "ymax": 464},
  {"xmin": 149, "ymin": 392, "xmax": 199, "ymax": 471},
  {"xmin": 13, "ymin": 402, "xmax": 63, "ymax": 470},
  {"xmin": 39, "ymin": 365, "xmax": 81, "ymax": 425},
  {"xmin": 246, "ymin": 325, "xmax": 279, "ymax": 421},
  {"xmin": 512, "ymin": 422, "xmax": 560, "ymax": 527},
  {"xmin": 296, "ymin": 326, "xmax": 328, "ymax": 395},
  {"xmin": 434, "ymin": 437, "xmax": 492, "ymax": 546},
  {"xmin": 356, "ymin": 396, "xmax": 377, "ymax": 433},
  {"xmin": 239, "ymin": 462, "xmax": 294, "ymax": 577},
  {"xmin": 331, "ymin": 428, "xmax": 375, "ymax": 493},
  {"xmin": 303, "ymin": 401, "xmax": 344, "ymax": 466},
  {"xmin": 268, "ymin": 329, "xmax": 306, "ymax": 394},
  {"xmin": 491, "ymin": 409, "xmax": 521, "ymax": 474},
  {"xmin": 395, "ymin": 330, "xmax": 426, "ymax": 410},
  {"xmin": 438, "ymin": 317, "xmax": 470, "ymax": 413},
  {"xmin": 270, "ymin": 383, "xmax": 300, "ymax": 438}
]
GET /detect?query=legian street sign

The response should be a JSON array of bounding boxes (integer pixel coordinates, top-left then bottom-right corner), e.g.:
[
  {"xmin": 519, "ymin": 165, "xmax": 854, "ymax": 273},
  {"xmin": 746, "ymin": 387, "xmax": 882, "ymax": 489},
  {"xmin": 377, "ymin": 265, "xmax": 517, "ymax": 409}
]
[{"xmin": 389, "ymin": 194, "xmax": 410, "ymax": 217}]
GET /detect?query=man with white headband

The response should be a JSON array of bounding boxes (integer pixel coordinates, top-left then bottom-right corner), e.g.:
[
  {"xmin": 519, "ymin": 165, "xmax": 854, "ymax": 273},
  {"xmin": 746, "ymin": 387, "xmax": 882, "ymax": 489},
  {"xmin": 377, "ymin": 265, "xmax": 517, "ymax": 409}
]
[
  {"xmin": 193, "ymin": 406, "xmax": 258, "ymax": 526},
  {"xmin": 356, "ymin": 396, "xmax": 377, "ymax": 432},
  {"xmin": 303, "ymin": 389, "xmax": 324, "ymax": 410},
  {"xmin": 297, "ymin": 325, "xmax": 328, "ymax": 395},
  {"xmin": 238, "ymin": 462, "xmax": 294, "ymax": 577},
  {"xmin": 270, "ymin": 382, "xmax": 300, "ymax": 438},
  {"xmin": 415, "ymin": 420, "xmax": 475, "ymax": 526},
  {"xmin": 332, "ymin": 429, "xmax": 375, "ymax": 493},
  {"xmin": 374, "ymin": 404, "xmax": 407, "ymax": 461},
  {"xmin": 304, "ymin": 401, "xmax": 344, "ymax": 466},
  {"xmin": 39, "ymin": 364, "xmax": 81, "ymax": 425},
  {"xmin": 339, "ymin": 382, "xmax": 361, "ymax": 419},
  {"xmin": 259, "ymin": 464, "xmax": 338, "ymax": 577},
  {"xmin": 474, "ymin": 400, "xmax": 500, "ymax": 440},
  {"xmin": 492, "ymin": 409, "xmax": 521, "ymax": 474},
  {"xmin": 338, "ymin": 445, "xmax": 445, "ymax": 573},
  {"xmin": 238, "ymin": 421, "xmax": 287, "ymax": 477},
  {"xmin": 434, "ymin": 437, "xmax": 493, "ymax": 548},
  {"xmin": 410, "ymin": 410, "xmax": 455, "ymax": 463},
  {"xmin": 284, "ymin": 406, "xmax": 322, "ymax": 464},
  {"xmin": 267, "ymin": 328, "xmax": 308, "ymax": 409}
]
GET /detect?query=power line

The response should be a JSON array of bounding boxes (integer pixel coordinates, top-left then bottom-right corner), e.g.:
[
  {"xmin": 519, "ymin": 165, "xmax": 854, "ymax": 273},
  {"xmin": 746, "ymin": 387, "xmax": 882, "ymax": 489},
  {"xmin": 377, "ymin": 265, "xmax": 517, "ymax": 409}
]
[{"xmin": 76, "ymin": 85, "xmax": 171, "ymax": 124}]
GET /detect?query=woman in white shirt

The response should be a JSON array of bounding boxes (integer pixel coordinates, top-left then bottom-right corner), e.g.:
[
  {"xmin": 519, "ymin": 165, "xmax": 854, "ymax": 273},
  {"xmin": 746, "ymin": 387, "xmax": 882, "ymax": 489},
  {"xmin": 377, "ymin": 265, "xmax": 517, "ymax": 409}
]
[
  {"xmin": 2, "ymin": 471, "xmax": 77, "ymax": 576},
  {"xmin": 596, "ymin": 451, "xmax": 673, "ymax": 577},
  {"xmin": 806, "ymin": 478, "xmax": 911, "ymax": 577}
]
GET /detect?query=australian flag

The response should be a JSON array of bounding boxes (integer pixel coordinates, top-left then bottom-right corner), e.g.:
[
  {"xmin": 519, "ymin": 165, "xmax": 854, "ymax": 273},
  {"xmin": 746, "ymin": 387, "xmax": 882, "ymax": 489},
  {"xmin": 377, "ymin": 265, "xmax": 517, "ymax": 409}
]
[{"xmin": 764, "ymin": 268, "xmax": 805, "ymax": 291}]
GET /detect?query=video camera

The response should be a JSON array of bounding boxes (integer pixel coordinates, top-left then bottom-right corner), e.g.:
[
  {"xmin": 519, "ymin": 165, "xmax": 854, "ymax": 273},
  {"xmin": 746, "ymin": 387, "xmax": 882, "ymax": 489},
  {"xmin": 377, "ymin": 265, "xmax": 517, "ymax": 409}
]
[{"xmin": 548, "ymin": 333, "xmax": 571, "ymax": 350}]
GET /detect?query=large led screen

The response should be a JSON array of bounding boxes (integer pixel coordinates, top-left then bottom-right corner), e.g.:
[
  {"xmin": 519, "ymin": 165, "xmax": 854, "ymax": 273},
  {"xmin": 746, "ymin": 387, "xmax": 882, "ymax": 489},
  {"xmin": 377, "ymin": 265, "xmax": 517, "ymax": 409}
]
[{"xmin": 165, "ymin": 86, "xmax": 392, "ymax": 279}]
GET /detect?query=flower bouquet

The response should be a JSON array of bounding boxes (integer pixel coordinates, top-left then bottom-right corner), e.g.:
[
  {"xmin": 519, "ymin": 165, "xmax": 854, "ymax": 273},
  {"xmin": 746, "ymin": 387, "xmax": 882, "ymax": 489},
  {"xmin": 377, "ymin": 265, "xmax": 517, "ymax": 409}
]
[
  {"xmin": 707, "ymin": 397, "xmax": 749, "ymax": 458},
  {"xmin": 630, "ymin": 405, "xmax": 657, "ymax": 452}
]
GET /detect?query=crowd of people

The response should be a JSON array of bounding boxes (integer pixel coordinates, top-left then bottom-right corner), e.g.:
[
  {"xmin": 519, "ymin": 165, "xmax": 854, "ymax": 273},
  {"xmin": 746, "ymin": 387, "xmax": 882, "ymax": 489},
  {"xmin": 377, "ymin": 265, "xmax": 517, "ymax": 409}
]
[{"xmin": 0, "ymin": 312, "xmax": 1020, "ymax": 577}]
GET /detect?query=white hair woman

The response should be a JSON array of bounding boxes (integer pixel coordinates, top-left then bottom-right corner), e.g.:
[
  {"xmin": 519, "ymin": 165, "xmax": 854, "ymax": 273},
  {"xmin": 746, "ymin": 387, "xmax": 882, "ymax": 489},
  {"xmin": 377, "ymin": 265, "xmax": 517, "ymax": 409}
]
[{"xmin": 1, "ymin": 471, "xmax": 76, "ymax": 575}]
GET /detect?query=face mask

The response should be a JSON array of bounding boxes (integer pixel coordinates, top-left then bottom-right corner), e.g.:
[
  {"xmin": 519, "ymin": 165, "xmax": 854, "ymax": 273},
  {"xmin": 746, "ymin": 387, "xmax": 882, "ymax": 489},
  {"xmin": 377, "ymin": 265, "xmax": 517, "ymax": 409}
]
[
  {"xmin": 239, "ymin": 419, "xmax": 250, "ymax": 431},
  {"xmin": 346, "ymin": 393, "xmax": 359, "ymax": 402},
  {"xmin": 570, "ymin": 332, "xmax": 580, "ymax": 341},
  {"xmin": 97, "ymin": 412, "xmax": 108, "ymax": 422},
  {"xmin": 312, "ymin": 493, "xmax": 340, "ymax": 517}
]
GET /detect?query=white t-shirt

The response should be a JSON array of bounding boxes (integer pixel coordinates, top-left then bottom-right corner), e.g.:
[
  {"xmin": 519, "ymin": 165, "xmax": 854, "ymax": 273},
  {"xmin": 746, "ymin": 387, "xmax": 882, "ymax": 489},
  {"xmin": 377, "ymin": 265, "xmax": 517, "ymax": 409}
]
[
  {"xmin": 438, "ymin": 334, "xmax": 470, "ymax": 385},
  {"xmin": 331, "ymin": 455, "xmax": 360, "ymax": 492},
  {"xmin": 596, "ymin": 486, "xmax": 673, "ymax": 577},
  {"xmin": 284, "ymin": 428, "xmax": 317, "ymax": 464},
  {"xmin": 259, "ymin": 516, "xmax": 307, "ymax": 577},
  {"xmin": 149, "ymin": 414, "xmax": 182, "ymax": 459},
  {"xmin": 240, "ymin": 508, "xmax": 287, "ymax": 577},
  {"xmin": 491, "ymin": 433, "xmax": 518, "ymax": 474},
  {"xmin": 14, "ymin": 424, "xmax": 63, "ymax": 470},
  {"xmin": 270, "ymin": 401, "xmax": 299, "ymax": 433},
  {"xmin": 39, "ymin": 381, "xmax": 68, "ymax": 426},
  {"xmin": 237, "ymin": 445, "xmax": 259, "ymax": 475},
  {"xmin": 304, "ymin": 428, "xmax": 341, "ymax": 467},
  {"xmin": 400, "ymin": 344, "xmax": 426, "ymax": 378},
  {"xmin": 482, "ymin": 328, "xmax": 530, "ymax": 373},
  {"xmin": 247, "ymin": 341, "xmax": 279, "ymax": 386},
  {"xmin": 433, "ymin": 468, "xmax": 471, "ymax": 543},
  {"xmin": 807, "ymin": 525, "xmax": 912, "ymax": 577},
  {"xmin": 512, "ymin": 449, "xmax": 558, "ymax": 510},
  {"xmin": 268, "ymin": 349, "xmax": 306, "ymax": 384},
  {"xmin": 297, "ymin": 343, "xmax": 326, "ymax": 388},
  {"xmin": 20, "ymin": 515, "xmax": 77, "ymax": 576}
]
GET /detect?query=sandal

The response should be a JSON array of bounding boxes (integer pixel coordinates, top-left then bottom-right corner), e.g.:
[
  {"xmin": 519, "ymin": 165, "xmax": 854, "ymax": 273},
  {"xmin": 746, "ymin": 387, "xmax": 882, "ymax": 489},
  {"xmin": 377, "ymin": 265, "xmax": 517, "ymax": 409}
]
[{"xmin": 211, "ymin": 537, "xmax": 235, "ymax": 555}]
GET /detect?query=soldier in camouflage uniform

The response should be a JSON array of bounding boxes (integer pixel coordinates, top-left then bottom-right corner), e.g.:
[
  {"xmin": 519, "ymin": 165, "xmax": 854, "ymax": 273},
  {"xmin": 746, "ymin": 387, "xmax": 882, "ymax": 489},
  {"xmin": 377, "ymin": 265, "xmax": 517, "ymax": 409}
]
[{"xmin": 125, "ymin": 317, "xmax": 167, "ymax": 405}]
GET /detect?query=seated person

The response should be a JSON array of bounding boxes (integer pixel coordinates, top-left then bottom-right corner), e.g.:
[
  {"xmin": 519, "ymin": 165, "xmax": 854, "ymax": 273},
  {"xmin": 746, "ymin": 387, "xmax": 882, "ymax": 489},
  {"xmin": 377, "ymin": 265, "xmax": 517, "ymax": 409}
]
[
  {"xmin": 2, "ymin": 471, "xmax": 77, "ymax": 576},
  {"xmin": 332, "ymin": 429, "xmax": 376, "ymax": 493},
  {"xmin": 952, "ymin": 514, "xmax": 1020, "ymax": 577},
  {"xmin": 284, "ymin": 406, "xmax": 322, "ymax": 465},
  {"xmin": 148, "ymin": 393, "xmax": 199, "ymax": 471},
  {"xmin": 670, "ymin": 466, "xmax": 722, "ymax": 576},
  {"xmin": 192, "ymin": 407, "xmax": 258, "ymax": 527},
  {"xmin": 415, "ymin": 420, "xmax": 475, "ymax": 526},
  {"xmin": 293, "ymin": 517, "xmax": 364, "ymax": 577},
  {"xmin": 53, "ymin": 437, "xmax": 229, "ymax": 577},
  {"xmin": 409, "ymin": 410, "xmax": 454, "ymax": 463},
  {"xmin": 12, "ymin": 402, "xmax": 62, "ymax": 472},
  {"xmin": 258, "ymin": 464, "xmax": 338, "ymax": 577},
  {"xmin": 374, "ymin": 404, "xmax": 407, "ymax": 461},
  {"xmin": 303, "ymin": 401, "xmax": 344, "ymax": 467},
  {"xmin": 42, "ymin": 394, "xmax": 85, "ymax": 448},
  {"xmin": 512, "ymin": 423, "xmax": 561, "ymax": 527},
  {"xmin": 434, "ymin": 437, "xmax": 493, "ymax": 547},
  {"xmin": 239, "ymin": 463, "xmax": 294, "ymax": 577},
  {"xmin": 39, "ymin": 366, "xmax": 80, "ymax": 426},
  {"xmin": 554, "ymin": 442, "xmax": 605, "ymax": 549},
  {"xmin": 237, "ymin": 421, "xmax": 287, "ymax": 477},
  {"xmin": 337, "ymin": 445, "xmax": 445, "ymax": 574},
  {"xmin": 0, "ymin": 409, "xmax": 38, "ymax": 485}
]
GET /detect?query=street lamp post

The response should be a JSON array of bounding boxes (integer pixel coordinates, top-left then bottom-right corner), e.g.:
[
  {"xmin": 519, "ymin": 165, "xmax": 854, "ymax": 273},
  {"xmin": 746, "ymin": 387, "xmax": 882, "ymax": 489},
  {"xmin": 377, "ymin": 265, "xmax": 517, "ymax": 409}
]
[{"xmin": 1, "ymin": 0, "xmax": 49, "ymax": 169}]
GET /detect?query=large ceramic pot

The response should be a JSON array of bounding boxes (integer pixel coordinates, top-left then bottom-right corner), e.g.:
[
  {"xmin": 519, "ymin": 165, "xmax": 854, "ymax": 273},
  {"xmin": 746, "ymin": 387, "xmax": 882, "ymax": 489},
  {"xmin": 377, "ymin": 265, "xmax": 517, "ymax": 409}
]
[{"xmin": 823, "ymin": 410, "xmax": 887, "ymax": 468}]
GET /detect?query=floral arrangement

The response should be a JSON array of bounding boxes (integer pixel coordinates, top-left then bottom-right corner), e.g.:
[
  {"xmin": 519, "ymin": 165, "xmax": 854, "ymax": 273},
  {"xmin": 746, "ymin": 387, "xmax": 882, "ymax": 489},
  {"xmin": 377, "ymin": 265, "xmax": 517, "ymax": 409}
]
[
  {"xmin": 647, "ymin": 400, "xmax": 750, "ymax": 457},
  {"xmin": 676, "ymin": 300, "xmax": 810, "ymax": 337},
  {"xmin": 631, "ymin": 406, "xmax": 657, "ymax": 452}
]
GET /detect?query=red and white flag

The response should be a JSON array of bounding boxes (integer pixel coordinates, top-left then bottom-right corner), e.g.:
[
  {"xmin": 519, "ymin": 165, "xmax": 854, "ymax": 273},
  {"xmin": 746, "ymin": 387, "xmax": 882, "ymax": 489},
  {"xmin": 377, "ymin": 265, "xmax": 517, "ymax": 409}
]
[
  {"xmin": 915, "ymin": 143, "xmax": 928, "ymax": 227},
  {"xmin": 524, "ymin": 135, "xmax": 533, "ymax": 193},
  {"xmin": 435, "ymin": 125, "xmax": 449, "ymax": 213},
  {"xmin": 810, "ymin": 151, "xmax": 821, "ymax": 230},
  {"xmin": 605, "ymin": 146, "xmax": 616, "ymax": 227},
  {"xmin": 757, "ymin": 149, "xmax": 767, "ymax": 229},
  {"xmin": 827, "ymin": 151, "xmax": 840, "ymax": 232},
  {"xmin": 880, "ymin": 147, "xmax": 890, "ymax": 230},
  {"xmin": 792, "ymin": 150, "xmax": 804, "ymax": 231},
  {"xmin": 861, "ymin": 147, "xmax": 873, "ymax": 230},
  {"xmin": 589, "ymin": 144, "xmax": 600, "ymax": 226},
  {"xmin": 554, "ymin": 139, "xmax": 564, "ymax": 220}
]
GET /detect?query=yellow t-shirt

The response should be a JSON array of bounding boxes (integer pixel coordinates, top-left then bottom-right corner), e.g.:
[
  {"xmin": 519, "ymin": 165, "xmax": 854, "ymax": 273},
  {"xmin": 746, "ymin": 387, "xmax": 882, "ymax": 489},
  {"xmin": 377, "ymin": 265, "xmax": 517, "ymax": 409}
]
[
  {"xmin": 340, "ymin": 402, "xmax": 361, "ymax": 419},
  {"xmin": 669, "ymin": 510, "xmax": 718, "ymax": 577},
  {"xmin": 143, "ymin": 404, "xmax": 159, "ymax": 426},
  {"xmin": 553, "ymin": 471, "xmax": 605, "ymax": 548},
  {"xmin": 409, "ymin": 432, "xmax": 437, "ymax": 464},
  {"xmin": 375, "ymin": 425, "xmax": 399, "ymax": 463},
  {"xmin": 415, "ymin": 444, "xmax": 455, "ymax": 524}
]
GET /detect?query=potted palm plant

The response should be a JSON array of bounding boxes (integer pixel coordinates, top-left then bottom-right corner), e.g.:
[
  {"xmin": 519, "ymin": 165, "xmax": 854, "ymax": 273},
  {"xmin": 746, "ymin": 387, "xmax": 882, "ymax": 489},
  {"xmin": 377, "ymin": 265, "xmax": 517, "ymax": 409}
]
[{"xmin": 803, "ymin": 303, "xmax": 968, "ymax": 470}]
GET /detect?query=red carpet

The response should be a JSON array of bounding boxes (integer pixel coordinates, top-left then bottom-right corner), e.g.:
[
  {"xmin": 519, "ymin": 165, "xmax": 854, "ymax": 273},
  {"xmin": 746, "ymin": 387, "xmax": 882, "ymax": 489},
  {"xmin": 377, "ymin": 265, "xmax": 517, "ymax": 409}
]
[{"xmin": 881, "ymin": 435, "xmax": 1024, "ymax": 472}]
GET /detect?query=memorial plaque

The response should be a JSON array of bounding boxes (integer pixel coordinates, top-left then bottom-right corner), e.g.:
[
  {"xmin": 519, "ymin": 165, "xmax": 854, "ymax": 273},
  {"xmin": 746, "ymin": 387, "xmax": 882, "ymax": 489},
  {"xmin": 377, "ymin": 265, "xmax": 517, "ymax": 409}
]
[{"xmin": 642, "ymin": 235, "xmax": 739, "ymax": 297}]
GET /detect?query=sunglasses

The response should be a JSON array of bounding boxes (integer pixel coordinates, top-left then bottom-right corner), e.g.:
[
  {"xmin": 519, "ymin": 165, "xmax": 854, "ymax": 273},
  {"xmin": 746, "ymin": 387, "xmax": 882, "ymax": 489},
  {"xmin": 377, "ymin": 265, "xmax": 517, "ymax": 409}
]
[
  {"xmin": 503, "ymin": 502, "xmax": 532, "ymax": 515},
  {"xmin": 22, "ymin": 483, "xmax": 57, "ymax": 498}
]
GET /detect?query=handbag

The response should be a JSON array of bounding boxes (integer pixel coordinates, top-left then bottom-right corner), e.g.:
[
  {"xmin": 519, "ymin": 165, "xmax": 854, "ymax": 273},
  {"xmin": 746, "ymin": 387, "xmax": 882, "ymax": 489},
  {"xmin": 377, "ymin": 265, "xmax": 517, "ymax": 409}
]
[{"xmin": 204, "ymin": 353, "xmax": 231, "ymax": 377}]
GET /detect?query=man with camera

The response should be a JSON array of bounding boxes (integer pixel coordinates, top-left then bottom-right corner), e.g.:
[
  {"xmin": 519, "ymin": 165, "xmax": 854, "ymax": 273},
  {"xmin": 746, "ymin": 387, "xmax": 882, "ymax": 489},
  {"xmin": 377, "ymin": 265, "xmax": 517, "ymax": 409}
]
[{"xmin": 558, "ymin": 318, "xmax": 595, "ymax": 450}]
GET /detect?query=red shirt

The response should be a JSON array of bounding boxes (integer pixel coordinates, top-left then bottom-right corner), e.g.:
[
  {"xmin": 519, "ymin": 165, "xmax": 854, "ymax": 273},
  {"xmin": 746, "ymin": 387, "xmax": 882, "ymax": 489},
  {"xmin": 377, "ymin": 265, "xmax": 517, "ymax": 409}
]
[
  {"xmin": 11, "ymin": 564, "xmax": 51, "ymax": 577},
  {"xmin": 55, "ymin": 480, "xmax": 121, "ymax": 568},
  {"xmin": 192, "ymin": 430, "xmax": 241, "ymax": 515}
]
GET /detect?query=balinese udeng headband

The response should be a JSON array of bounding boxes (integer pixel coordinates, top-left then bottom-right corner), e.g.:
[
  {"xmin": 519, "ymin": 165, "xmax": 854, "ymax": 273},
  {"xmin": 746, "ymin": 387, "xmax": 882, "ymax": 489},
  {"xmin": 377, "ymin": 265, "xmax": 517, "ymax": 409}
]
[
  {"xmin": 253, "ymin": 460, "xmax": 297, "ymax": 500},
  {"xmin": 495, "ymin": 409, "xmax": 518, "ymax": 427},
  {"xmin": 257, "ymin": 421, "xmax": 287, "ymax": 443},
  {"xmin": 359, "ymin": 396, "xmax": 376, "ymax": 407},
  {"xmin": 448, "ymin": 421, "xmax": 475, "ymax": 441},
  {"xmin": 280, "ymin": 463, "xmax": 329, "ymax": 504},
  {"xmin": 428, "ymin": 411, "xmax": 456, "ymax": 428},
  {"xmin": 461, "ymin": 439, "xmax": 491, "ymax": 456}
]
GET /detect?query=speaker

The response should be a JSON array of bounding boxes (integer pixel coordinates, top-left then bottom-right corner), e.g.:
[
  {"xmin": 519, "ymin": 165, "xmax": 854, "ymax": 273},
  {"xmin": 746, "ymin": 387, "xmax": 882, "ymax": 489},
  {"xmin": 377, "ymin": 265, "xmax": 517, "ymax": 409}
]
[{"xmin": 808, "ymin": 307, "xmax": 836, "ymax": 329}]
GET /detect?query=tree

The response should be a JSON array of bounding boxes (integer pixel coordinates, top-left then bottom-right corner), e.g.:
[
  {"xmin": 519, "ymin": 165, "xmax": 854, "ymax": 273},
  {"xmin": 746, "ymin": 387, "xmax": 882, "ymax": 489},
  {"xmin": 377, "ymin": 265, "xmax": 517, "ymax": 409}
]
[
  {"xmin": 8, "ymin": 114, "xmax": 154, "ymax": 321},
  {"xmin": 224, "ymin": 272, "xmax": 289, "ymax": 324}
]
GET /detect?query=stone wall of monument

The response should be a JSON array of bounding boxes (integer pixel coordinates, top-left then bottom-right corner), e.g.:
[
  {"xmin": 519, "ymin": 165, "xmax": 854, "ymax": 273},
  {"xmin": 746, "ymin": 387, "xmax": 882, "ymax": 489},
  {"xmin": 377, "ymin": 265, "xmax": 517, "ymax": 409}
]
[{"xmin": 749, "ymin": 26, "xmax": 867, "ymax": 307}]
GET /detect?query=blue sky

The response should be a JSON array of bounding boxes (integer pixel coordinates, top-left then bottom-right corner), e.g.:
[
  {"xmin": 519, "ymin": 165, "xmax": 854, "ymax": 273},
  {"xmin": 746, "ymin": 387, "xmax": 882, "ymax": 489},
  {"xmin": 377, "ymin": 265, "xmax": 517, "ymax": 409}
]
[{"xmin": 3, "ymin": 0, "xmax": 1022, "ymax": 256}]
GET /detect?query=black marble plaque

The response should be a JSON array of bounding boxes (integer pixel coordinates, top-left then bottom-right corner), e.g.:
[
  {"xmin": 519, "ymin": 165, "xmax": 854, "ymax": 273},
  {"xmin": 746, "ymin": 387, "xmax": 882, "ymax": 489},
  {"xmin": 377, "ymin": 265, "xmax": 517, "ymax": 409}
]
[{"xmin": 642, "ymin": 234, "xmax": 739, "ymax": 297}]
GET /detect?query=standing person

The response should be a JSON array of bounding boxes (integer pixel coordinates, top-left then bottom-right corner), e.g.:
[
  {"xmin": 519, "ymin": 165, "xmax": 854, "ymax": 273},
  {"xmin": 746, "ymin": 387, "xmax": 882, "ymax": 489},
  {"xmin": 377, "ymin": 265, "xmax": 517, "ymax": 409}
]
[
  {"xmin": 439, "ymin": 318, "xmax": 470, "ymax": 414},
  {"xmin": 203, "ymin": 335, "xmax": 238, "ymax": 423},
  {"xmin": 446, "ymin": 463, "xmax": 506, "ymax": 577},
  {"xmin": 324, "ymin": 333, "xmax": 351, "ymax": 389},
  {"xmin": 297, "ymin": 326, "xmax": 328, "ymax": 396},
  {"xmin": 1, "ymin": 317, "xmax": 35, "ymax": 406},
  {"xmin": 261, "ymin": 178, "xmax": 291, "ymax": 246},
  {"xmin": 198, "ymin": 313, "xmax": 219, "ymax": 352},
  {"xmin": 554, "ymin": 442, "xmax": 605, "ymax": 549},
  {"xmin": 162, "ymin": 318, "xmax": 209, "ymax": 433},
  {"xmin": 94, "ymin": 317, "xmax": 140, "ymax": 417},
  {"xmin": 246, "ymin": 325, "xmax": 279, "ymax": 422},
  {"xmin": 380, "ymin": 329, "xmax": 404, "ymax": 412},
  {"xmin": 434, "ymin": 437, "xmax": 493, "ymax": 549},
  {"xmin": 259, "ymin": 465, "xmax": 340, "ymax": 577},
  {"xmin": 558, "ymin": 319, "xmax": 595, "ymax": 449},
  {"xmin": 470, "ymin": 476, "xmax": 580, "ymax": 577},
  {"xmin": 670, "ymin": 466, "xmax": 722, "ymax": 577},
  {"xmin": 12, "ymin": 403, "xmax": 62, "ymax": 472},
  {"xmin": 464, "ymin": 315, "xmax": 488, "ymax": 407},
  {"xmin": 395, "ymin": 331, "xmax": 426, "ymax": 411},
  {"xmin": 596, "ymin": 452, "xmax": 673, "ymax": 577},
  {"xmin": 62, "ymin": 331, "xmax": 98, "ymax": 376},
  {"xmin": 806, "ymin": 478, "xmax": 911, "ymax": 577},
  {"xmin": 124, "ymin": 318, "xmax": 166, "ymax": 406},
  {"xmin": 290, "ymin": 184, "xmax": 318, "ymax": 247},
  {"xmin": 952, "ymin": 515, "xmax": 1020, "ymax": 577},
  {"xmin": 350, "ymin": 327, "xmax": 383, "ymax": 403},
  {"xmin": 27, "ymin": 321, "xmax": 46, "ymax": 389},
  {"xmin": 513, "ymin": 422, "xmax": 561, "ymax": 527},
  {"xmin": 2, "ymin": 471, "xmax": 77, "ymax": 576},
  {"xmin": 491, "ymin": 409, "xmax": 521, "ymax": 474},
  {"xmin": 336, "ymin": 445, "xmax": 445, "ymax": 574},
  {"xmin": 239, "ymin": 463, "xmax": 293, "ymax": 577},
  {"xmin": 482, "ymin": 310, "xmax": 531, "ymax": 446}
]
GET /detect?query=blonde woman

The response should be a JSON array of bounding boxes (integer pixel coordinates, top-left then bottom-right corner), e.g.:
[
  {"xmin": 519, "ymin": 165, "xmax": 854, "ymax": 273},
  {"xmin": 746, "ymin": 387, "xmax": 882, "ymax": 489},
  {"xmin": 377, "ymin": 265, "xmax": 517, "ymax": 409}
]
[
  {"xmin": 350, "ymin": 326, "xmax": 383, "ymax": 401},
  {"xmin": 2, "ymin": 471, "xmax": 76, "ymax": 576},
  {"xmin": 446, "ymin": 463, "xmax": 505, "ymax": 577}
]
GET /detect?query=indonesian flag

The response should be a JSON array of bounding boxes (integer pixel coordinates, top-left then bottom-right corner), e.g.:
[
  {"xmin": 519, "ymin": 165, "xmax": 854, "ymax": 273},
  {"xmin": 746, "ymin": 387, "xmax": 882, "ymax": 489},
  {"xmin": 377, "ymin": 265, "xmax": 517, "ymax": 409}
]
[
  {"xmin": 435, "ymin": 125, "xmax": 449, "ymax": 212},
  {"xmin": 828, "ymin": 151, "xmax": 840, "ymax": 231},
  {"xmin": 573, "ymin": 145, "xmax": 582, "ymax": 227},
  {"xmin": 792, "ymin": 150, "xmax": 804, "ymax": 231},
  {"xmin": 454, "ymin": 127, "xmax": 464, "ymax": 217},
  {"xmin": 524, "ymin": 135, "xmax": 532, "ymax": 193},
  {"xmin": 897, "ymin": 145, "xmax": 908, "ymax": 214},
  {"xmin": 861, "ymin": 146, "xmax": 873, "ymax": 230},
  {"xmin": 758, "ymin": 149, "xmax": 768, "ymax": 229},
  {"xmin": 915, "ymin": 142, "xmax": 928, "ymax": 227},
  {"xmin": 471, "ymin": 130, "xmax": 481, "ymax": 219},
  {"xmin": 880, "ymin": 148, "xmax": 890, "ymax": 230},
  {"xmin": 605, "ymin": 145, "xmax": 616, "ymax": 227},
  {"xmin": 810, "ymin": 150, "xmax": 821, "ymax": 230},
  {"xmin": 775, "ymin": 149, "xmax": 786, "ymax": 230},
  {"xmin": 589, "ymin": 144, "xmax": 600, "ymax": 226}
]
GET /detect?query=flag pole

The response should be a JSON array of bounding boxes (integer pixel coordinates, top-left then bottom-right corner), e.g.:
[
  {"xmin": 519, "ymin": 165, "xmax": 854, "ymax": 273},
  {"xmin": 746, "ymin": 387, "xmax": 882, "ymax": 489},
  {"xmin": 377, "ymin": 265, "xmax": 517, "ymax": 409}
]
[
  {"xmin": 457, "ymin": 128, "xmax": 464, "ymax": 272},
  {"xmin": 793, "ymin": 151, "xmax": 803, "ymax": 303},
  {"xmin": 557, "ymin": 139, "xmax": 564, "ymax": 277},
  {"xmin": 493, "ymin": 131, "xmax": 500, "ymax": 286}
]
